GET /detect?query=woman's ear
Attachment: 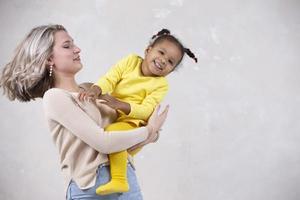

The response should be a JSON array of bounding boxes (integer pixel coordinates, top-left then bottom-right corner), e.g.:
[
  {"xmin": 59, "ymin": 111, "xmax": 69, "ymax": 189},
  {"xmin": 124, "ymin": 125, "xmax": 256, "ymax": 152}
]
[{"xmin": 46, "ymin": 55, "xmax": 54, "ymax": 66}]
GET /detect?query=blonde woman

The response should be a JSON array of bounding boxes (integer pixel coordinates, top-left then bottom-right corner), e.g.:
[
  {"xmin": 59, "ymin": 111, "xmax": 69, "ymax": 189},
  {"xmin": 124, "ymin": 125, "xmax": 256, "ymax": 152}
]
[{"xmin": 0, "ymin": 24, "xmax": 168, "ymax": 200}]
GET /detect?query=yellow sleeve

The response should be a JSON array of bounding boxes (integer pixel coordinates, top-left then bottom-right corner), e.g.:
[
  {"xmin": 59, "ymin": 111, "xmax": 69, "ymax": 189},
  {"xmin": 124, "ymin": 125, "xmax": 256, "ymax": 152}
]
[
  {"xmin": 95, "ymin": 55, "xmax": 132, "ymax": 94},
  {"xmin": 128, "ymin": 82, "xmax": 169, "ymax": 121}
]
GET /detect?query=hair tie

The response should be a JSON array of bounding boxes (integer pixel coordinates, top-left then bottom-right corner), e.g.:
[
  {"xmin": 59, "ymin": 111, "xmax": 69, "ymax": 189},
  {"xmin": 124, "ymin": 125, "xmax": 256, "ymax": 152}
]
[
  {"xmin": 184, "ymin": 48, "xmax": 198, "ymax": 63},
  {"xmin": 151, "ymin": 28, "xmax": 171, "ymax": 39}
]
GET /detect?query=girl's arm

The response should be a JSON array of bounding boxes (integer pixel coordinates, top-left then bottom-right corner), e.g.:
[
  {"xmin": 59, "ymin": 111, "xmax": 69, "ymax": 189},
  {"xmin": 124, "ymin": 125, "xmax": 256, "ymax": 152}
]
[
  {"xmin": 97, "ymin": 83, "xmax": 168, "ymax": 119},
  {"xmin": 97, "ymin": 94, "xmax": 131, "ymax": 115},
  {"xmin": 128, "ymin": 83, "xmax": 168, "ymax": 120},
  {"xmin": 95, "ymin": 99, "xmax": 118, "ymax": 127}
]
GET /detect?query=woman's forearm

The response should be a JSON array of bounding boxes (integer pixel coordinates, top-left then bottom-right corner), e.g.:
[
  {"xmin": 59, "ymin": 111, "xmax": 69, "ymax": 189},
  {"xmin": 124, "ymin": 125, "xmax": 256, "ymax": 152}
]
[{"xmin": 43, "ymin": 88, "xmax": 148, "ymax": 154}]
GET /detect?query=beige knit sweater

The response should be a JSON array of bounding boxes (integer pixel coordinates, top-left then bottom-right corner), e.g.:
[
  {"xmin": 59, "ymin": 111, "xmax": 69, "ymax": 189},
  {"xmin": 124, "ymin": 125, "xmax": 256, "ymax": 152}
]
[{"xmin": 43, "ymin": 88, "xmax": 149, "ymax": 193}]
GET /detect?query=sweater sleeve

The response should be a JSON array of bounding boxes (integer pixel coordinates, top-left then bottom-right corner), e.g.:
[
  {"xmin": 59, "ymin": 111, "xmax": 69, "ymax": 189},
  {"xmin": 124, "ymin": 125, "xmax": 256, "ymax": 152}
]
[
  {"xmin": 95, "ymin": 54, "xmax": 133, "ymax": 94},
  {"xmin": 128, "ymin": 81, "xmax": 169, "ymax": 121},
  {"xmin": 43, "ymin": 88, "xmax": 148, "ymax": 154}
]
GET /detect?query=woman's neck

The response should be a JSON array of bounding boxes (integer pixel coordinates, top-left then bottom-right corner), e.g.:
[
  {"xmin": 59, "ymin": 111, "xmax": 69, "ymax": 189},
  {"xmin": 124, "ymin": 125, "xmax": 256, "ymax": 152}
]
[{"xmin": 54, "ymin": 74, "xmax": 80, "ymax": 92}]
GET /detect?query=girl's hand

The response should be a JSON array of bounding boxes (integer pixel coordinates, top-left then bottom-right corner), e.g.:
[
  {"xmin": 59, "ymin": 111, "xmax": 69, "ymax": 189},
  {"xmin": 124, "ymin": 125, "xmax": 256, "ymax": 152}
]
[
  {"xmin": 95, "ymin": 100, "xmax": 118, "ymax": 124},
  {"xmin": 78, "ymin": 85, "xmax": 102, "ymax": 102},
  {"xmin": 99, "ymin": 94, "xmax": 131, "ymax": 114},
  {"xmin": 98, "ymin": 94, "xmax": 121, "ymax": 109},
  {"xmin": 78, "ymin": 82, "xmax": 93, "ymax": 92}
]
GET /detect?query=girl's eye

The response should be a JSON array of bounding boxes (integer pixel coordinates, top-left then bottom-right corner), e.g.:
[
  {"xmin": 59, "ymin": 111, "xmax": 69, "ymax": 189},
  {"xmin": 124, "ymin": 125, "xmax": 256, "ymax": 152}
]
[
  {"xmin": 63, "ymin": 46, "xmax": 70, "ymax": 49},
  {"xmin": 159, "ymin": 50, "xmax": 164, "ymax": 55},
  {"xmin": 169, "ymin": 60, "xmax": 173, "ymax": 65}
]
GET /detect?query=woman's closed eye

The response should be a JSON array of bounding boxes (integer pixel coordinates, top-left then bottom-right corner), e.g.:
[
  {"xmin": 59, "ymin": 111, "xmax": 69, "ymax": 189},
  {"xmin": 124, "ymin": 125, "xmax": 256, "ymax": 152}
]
[{"xmin": 63, "ymin": 40, "xmax": 74, "ymax": 49}]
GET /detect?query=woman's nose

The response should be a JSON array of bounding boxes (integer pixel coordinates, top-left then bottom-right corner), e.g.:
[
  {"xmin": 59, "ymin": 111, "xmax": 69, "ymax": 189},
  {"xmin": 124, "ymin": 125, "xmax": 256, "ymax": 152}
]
[{"xmin": 74, "ymin": 45, "xmax": 81, "ymax": 53}]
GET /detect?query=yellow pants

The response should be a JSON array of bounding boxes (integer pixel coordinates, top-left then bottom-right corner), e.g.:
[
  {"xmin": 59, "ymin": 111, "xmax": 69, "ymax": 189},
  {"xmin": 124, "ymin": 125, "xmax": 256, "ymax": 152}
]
[{"xmin": 96, "ymin": 121, "xmax": 141, "ymax": 195}]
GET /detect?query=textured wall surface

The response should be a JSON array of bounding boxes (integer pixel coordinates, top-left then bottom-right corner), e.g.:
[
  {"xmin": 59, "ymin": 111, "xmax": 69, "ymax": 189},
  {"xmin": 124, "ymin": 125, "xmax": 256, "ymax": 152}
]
[{"xmin": 0, "ymin": 0, "xmax": 299, "ymax": 199}]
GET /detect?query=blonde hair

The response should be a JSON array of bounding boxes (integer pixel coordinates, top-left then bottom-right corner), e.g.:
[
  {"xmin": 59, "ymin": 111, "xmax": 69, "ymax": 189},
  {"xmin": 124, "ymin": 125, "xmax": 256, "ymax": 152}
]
[{"xmin": 0, "ymin": 24, "xmax": 66, "ymax": 101}]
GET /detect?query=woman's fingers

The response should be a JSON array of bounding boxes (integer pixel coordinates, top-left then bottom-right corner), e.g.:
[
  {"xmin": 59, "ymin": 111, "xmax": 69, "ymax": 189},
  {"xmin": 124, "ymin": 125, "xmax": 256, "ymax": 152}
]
[
  {"xmin": 128, "ymin": 142, "xmax": 144, "ymax": 152},
  {"xmin": 154, "ymin": 104, "xmax": 169, "ymax": 119},
  {"xmin": 162, "ymin": 105, "xmax": 169, "ymax": 114},
  {"xmin": 159, "ymin": 105, "xmax": 169, "ymax": 116},
  {"xmin": 153, "ymin": 104, "xmax": 161, "ymax": 115},
  {"xmin": 159, "ymin": 105, "xmax": 169, "ymax": 121},
  {"xmin": 152, "ymin": 132, "xmax": 160, "ymax": 143}
]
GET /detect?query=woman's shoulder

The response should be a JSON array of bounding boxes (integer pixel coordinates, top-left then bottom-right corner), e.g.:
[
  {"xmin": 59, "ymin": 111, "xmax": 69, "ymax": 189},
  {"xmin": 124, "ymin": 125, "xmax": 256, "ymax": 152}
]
[
  {"xmin": 43, "ymin": 88, "xmax": 75, "ymax": 108},
  {"xmin": 43, "ymin": 88, "xmax": 71, "ymax": 100},
  {"xmin": 43, "ymin": 88, "xmax": 78, "ymax": 118}
]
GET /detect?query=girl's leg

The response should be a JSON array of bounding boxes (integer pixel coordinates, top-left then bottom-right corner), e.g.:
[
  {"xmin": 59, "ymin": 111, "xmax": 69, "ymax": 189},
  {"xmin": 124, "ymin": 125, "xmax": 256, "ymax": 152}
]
[{"xmin": 96, "ymin": 122, "xmax": 136, "ymax": 195}]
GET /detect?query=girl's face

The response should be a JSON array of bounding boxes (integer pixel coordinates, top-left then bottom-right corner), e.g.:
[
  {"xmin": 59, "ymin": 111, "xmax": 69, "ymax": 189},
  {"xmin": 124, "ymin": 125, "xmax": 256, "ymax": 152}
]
[
  {"xmin": 49, "ymin": 31, "xmax": 82, "ymax": 76},
  {"xmin": 142, "ymin": 40, "xmax": 183, "ymax": 77}
]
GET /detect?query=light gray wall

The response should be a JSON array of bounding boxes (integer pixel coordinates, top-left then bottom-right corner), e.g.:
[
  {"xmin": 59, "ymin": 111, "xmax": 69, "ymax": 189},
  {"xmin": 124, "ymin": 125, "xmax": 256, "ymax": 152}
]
[{"xmin": 0, "ymin": 0, "xmax": 299, "ymax": 199}]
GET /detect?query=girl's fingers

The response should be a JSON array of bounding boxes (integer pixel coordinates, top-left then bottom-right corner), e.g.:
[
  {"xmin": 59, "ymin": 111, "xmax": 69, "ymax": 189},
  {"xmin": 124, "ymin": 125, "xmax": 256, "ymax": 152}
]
[
  {"xmin": 96, "ymin": 99, "xmax": 107, "ymax": 103},
  {"xmin": 99, "ymin": 94, "xmax": 109, "ymax": 100}
]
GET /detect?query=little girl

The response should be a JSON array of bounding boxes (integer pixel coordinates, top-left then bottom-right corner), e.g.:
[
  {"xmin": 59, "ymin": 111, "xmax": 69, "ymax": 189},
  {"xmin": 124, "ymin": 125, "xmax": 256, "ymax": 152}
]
[{"xmin": 79, "ymin": 29, "xmax": 197, "ymax": 195}]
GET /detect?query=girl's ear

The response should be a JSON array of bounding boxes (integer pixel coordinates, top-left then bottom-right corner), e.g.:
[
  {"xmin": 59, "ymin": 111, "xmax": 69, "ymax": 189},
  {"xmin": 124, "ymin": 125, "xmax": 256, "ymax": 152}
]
[{"xmin": 144, "ymin": 46, "xmax": 152, "ymax": 56}]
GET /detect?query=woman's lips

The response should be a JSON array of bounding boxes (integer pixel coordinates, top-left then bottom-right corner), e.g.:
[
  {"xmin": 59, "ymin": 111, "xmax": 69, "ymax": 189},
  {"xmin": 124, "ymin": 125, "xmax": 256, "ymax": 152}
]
[{"xmin": 74, "ymin": 56, "xmax": 81, "ymax": 61}]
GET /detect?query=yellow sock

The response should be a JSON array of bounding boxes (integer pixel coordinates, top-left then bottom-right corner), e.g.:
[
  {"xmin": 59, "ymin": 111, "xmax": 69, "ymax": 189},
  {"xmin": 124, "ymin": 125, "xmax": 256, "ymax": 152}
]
[
  {"xmin": 96, "ymin": 151, "xmax": 129, "ymax": 195},
  {"xmin": 96, "ymin": 122, "xmax": 135, "ymax": 195}
]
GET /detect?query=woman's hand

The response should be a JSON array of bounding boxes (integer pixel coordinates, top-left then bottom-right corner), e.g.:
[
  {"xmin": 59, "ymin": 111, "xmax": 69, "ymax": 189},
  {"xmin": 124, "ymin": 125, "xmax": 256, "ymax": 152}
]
[
  {"xmin": 128, "ymin": 105, "xmax": 169, "ymax": 152},
  {"xmin": 147, "ymin": 104, "xmax": 169, "ymax": 136},
  {"xmin": 127, "ymin": 132, "xmax": 160, "ymax": 153}
]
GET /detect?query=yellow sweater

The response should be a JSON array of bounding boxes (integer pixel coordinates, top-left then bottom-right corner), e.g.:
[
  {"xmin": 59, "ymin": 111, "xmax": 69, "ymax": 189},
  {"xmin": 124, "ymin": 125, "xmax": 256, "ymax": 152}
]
[{"xmin": 96, "ymin": 54, "xmax": 169, "ymax": 126}]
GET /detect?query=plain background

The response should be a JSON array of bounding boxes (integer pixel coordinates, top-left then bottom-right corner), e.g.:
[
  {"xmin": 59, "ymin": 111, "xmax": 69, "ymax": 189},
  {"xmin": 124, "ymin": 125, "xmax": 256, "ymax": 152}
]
[{"xmin": 0, "ymin": 0, "xmax": 300, "ymax": 199}]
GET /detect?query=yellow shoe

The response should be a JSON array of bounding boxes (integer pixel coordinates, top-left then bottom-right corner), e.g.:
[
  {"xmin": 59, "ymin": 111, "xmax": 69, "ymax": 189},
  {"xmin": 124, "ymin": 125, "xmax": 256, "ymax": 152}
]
[{"xmin": 96, "ymin": 180, "xmax": 129, "ymax": 195}]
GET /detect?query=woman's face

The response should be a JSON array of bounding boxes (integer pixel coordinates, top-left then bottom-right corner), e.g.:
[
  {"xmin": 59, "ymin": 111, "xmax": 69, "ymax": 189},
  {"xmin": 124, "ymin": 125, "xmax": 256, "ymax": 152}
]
[
  {"xmin": 50, "ymin": 31, "xmax": 82, "ymax": 76},
  {"xmin": 142, "ymin": 40, "xmax": 183, "ymax": 77}
]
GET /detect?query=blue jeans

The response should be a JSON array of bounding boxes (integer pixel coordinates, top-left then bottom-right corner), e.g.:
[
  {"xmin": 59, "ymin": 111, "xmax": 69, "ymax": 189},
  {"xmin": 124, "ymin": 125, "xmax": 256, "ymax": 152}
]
[{"xmin": 66, "ymin": 164, "xmax": 143, "ymax": 200}]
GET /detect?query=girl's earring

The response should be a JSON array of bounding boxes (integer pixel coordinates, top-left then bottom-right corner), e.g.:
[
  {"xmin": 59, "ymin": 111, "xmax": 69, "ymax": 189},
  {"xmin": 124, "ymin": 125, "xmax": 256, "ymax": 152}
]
[{"xmin": 49, "ymin": 65, "xmax": 53, "ymax": 77}]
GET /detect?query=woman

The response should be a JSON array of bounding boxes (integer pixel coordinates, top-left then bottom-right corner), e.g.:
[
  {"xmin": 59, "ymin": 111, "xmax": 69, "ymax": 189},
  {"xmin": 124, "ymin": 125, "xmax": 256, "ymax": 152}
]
[{"xmin": 0, "ymin": 24, "xmax": 168, "ymax": 199}]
